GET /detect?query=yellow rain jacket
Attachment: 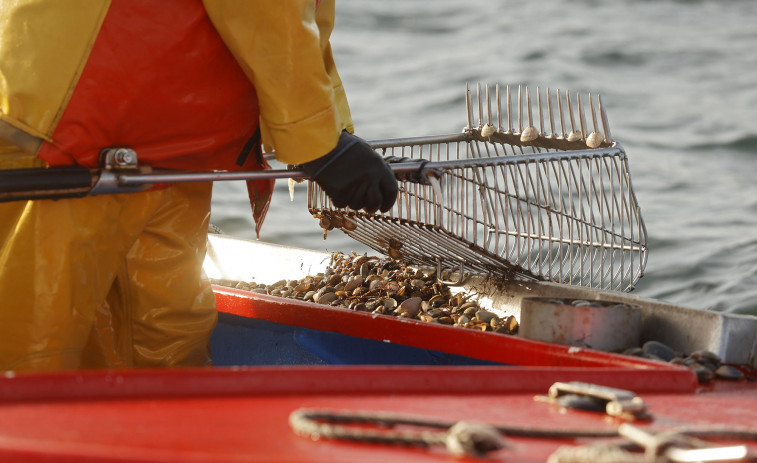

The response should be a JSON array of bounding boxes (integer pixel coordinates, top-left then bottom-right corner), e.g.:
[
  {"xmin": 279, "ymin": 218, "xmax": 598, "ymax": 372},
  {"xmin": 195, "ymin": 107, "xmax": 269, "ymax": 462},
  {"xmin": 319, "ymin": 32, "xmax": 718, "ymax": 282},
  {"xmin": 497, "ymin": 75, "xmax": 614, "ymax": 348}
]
[{"xmin": 0, "ymin": 0, "xmax": 353, "ymax": 371}]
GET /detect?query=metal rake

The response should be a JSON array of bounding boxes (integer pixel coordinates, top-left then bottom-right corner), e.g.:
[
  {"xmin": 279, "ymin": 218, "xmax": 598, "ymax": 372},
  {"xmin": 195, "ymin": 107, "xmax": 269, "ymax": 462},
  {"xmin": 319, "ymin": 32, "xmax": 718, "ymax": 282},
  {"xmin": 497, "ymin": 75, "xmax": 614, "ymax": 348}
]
[{"xmin": 309, "ymin": 84, "xmax": 648, "ymax": 292}]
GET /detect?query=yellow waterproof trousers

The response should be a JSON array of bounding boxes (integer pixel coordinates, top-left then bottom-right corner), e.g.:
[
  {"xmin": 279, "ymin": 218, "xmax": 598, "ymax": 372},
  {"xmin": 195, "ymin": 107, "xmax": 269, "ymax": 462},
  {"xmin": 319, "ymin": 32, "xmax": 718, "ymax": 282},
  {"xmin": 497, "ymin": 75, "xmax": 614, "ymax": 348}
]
[{"xmin": 0, "ymin": 182, "xmax": 216, "ymax": 371}]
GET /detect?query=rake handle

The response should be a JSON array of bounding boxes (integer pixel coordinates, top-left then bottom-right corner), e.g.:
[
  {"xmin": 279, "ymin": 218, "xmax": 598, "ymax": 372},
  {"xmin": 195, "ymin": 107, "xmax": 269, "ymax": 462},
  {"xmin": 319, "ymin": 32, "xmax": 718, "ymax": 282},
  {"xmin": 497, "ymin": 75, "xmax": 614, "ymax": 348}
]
[
  {"xmin": 0, "ymin": 166, "xmax": 98, "ymax": 202},
  {"xmin": 0, "ymin": 161, "xmax": 432, "ymax": 203}
]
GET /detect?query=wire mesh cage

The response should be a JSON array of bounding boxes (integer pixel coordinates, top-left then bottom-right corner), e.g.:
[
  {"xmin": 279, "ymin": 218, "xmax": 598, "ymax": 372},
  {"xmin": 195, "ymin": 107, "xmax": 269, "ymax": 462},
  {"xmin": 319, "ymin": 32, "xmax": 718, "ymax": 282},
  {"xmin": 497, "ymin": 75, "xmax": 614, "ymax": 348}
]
[{"xmin": 308, "ymin": 84, "xmax": 648, "ymax": 292}]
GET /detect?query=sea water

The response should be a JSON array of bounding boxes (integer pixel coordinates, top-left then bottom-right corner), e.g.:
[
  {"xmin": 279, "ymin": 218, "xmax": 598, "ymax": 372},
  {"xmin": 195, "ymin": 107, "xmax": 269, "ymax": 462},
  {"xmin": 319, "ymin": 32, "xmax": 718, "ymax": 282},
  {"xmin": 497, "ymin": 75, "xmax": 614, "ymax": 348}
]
[{"xmin": 211, "ymin": 0, "xmax": 757, "ymax": 315}]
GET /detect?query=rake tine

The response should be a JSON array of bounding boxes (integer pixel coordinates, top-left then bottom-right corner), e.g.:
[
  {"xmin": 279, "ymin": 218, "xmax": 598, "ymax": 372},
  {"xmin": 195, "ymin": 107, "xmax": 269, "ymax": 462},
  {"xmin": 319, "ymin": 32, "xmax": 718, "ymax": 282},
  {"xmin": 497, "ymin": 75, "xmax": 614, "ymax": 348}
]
[
  {"xmin": 477, "ymin": 83, "xmax": 483, "ymax": 128},
  {"xmin": 566, "ymin": 90, "xmax": 580, "ymax": 142},
  {"xmin": 557, "ymin": 89, "xmax": 566, "ymax": 138},
  {"xmin": 496, "ymin": 84, "xmax": 503, "ymax": 132},
  {"xmin": 547, "ymin": 88, "xmax": 556, "ymax": 138},
  {"xmin": 486, "ymin": 84, "xmax": 493, "ymax": 127},
  {"xmin": 466, "ymin": 83, "xmax": 473, "ymax": 130},
  {"xmin": 599, "ymin": 94, "xmax": 613, "ymax": 142},
  {"xmin": 481, "ymin": 84, "xmax": 496, "ymax": 138},
  {"xmin": 506, "ymin": 85, "xmax": 513, "ymax": 134},
  {"xmin": 521, "ymin": 86, "xmax": 538, "ymax": 142},
  {"xmin": 518, "ymin": 84, "xmax": 523, "ymax": 133},
  {"xmin": 537, "ymin": 87, "xmax": 545, "ymax": 136},
  {"xmin": 527, "ymin": 86, "xmax": 534, "ymax": 129},
  {"xmin": 586, "ymin": 93, "xmax": 604, "ymax": 148},
  {"xmin": 590, "ymin": 93, "xmax": 600, "ymax": 134},
  {"xmin": 578, "ymin": 92, "xmax": 587, "ymax": 141}
]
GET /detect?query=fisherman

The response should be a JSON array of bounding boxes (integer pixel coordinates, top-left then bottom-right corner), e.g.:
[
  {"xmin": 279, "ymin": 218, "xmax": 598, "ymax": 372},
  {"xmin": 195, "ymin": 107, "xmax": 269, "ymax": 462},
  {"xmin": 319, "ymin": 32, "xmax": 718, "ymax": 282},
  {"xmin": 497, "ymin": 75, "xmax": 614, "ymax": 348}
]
[{"xmin": 0, "ymin": 1, "xmax": 398, "ymax": 371}]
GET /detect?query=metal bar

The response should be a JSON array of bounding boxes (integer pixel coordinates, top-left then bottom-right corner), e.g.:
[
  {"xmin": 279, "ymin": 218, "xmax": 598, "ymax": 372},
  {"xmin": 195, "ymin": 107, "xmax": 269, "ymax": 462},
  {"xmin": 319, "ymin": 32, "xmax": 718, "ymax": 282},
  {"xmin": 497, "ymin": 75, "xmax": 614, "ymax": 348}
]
[{"xmin": 113, "ymin": 160, "xmax": 433, "ymax": 187}]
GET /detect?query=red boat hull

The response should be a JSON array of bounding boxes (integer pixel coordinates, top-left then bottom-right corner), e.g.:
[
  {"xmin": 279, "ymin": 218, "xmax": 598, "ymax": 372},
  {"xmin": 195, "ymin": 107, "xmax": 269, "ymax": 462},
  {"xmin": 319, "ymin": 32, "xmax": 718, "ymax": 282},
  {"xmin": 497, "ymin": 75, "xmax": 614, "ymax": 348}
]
[{"xmin": 0, "ymin": 288, "xmax": 754, "ymax": 462}]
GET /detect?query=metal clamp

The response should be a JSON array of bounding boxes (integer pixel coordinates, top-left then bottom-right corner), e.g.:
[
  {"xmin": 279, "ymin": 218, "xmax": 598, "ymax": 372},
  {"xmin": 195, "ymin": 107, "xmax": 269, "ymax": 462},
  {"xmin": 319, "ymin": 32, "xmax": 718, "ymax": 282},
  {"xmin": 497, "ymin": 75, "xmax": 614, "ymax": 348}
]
[
  {"xmin": 536, "ymin": 381, "xmax": 651, "ymax": 421},
  {"xmin": 90, "ymin": 148, "xmax": 153, "ymax": 196},
  {"xmin": 101, "ymin": 147, "xmax": 139, "ymax": 170},
  {"xmin": 619, "ymin": 424, "xmax": 751, "ymax": 463}
]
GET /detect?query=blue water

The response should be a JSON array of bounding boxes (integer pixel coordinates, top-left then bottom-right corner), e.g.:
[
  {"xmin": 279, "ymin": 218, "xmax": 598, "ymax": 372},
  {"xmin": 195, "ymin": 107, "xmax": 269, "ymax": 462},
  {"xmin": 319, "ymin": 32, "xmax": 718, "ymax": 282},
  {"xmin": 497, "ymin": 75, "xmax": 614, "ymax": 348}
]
[{"xmin": 211, "ymin": 0, "xmax": 757, "ymax": 314}]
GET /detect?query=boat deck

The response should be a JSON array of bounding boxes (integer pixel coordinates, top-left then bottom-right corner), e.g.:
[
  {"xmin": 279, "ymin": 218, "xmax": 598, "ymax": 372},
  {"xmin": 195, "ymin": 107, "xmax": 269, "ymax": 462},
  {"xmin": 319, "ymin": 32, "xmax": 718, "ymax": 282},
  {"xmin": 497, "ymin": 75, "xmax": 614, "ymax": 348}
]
[
  {"xmin": 0, "ymin": 361, "xmax": 754, "ymax": 462},
  {"xmin": 1, "ymin": 235, "xmax": 755, "ymax": 461}
]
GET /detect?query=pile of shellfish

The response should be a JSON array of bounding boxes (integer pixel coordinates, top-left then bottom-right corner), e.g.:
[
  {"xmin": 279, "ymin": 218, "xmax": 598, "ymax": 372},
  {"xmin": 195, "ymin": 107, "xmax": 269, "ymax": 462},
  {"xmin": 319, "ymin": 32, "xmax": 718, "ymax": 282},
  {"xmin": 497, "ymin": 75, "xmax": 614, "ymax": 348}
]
[
  {"xmin": 624, "ymin": 341, "xmax": 745, "ymax": 383},
  {"xmin": 219, "ymin": 252, "xmax": 519, "ymax": 335}
]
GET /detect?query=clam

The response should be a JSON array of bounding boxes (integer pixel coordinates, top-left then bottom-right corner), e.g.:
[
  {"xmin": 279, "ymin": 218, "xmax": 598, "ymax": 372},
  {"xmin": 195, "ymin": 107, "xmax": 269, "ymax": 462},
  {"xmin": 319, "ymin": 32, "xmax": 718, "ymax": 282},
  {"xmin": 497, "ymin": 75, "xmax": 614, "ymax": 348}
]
[
  {"xmin": 342, "ymin": 218, "xmax": 358, "ymax": 231},
  {"xmin": 520, "ymin": 126, "xmax": 539, "ymax": 142},
  {"xmin": 315, "ymin": 291, "xmax": 337, "ymax": 305},
  {"xmin": 481, "ymin": 123, "xmax": 496, "ymax": 138},
  {"xmin": 642, "ymin": 341, "xmax": 675, "ymax": 362},
  {"xmin": 398, "ymin": 297, "xmax": 423, "ymax": 318},
  {"xmin": 463, "ymin": 307, "xmax": 478, "ymax": 318},
  {"xmin": 294, "ymin": 281, "xmax": 313, "ymax": 293},
  {"xmin": 503, "ymin": 315, "xmax": 518, "ymax": 333},
  {"xmin": 216, "ymin": 250, "xmax": 523, "ymax": 337},
  {"xmin": 566, "ymin": 130, "xmax": 582, "ymax": 142},
  {"xmin": 411, "ymin": 279, "xmax": 426, "ymax": 289},
  {"xmin": 352, "ymin": 302, "xmax": 367, "ymax": 312},
  {"xmin": 715, "ymin": 365, "xmax": 744, "ymax": 381},
  {"xmin": 344, "ymin": 275, "xmax": 363, "ymax": 292},
  {"xmin": 359, "ymin": 263, "xmax": 370, "ymax": 278},
  {"xmin": 586, "ymin": 131, "xmax": 603, "ymax": 148},
  {"xmin": 475, "ymin": 309, "xmax": 497, "ymax": 324}
]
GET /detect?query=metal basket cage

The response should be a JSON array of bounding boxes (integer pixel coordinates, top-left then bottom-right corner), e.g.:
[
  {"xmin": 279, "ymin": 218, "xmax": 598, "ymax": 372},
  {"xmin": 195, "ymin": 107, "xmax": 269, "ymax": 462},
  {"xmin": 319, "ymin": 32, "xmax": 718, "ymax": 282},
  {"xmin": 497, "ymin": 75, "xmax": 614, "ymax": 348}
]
[{"xmin": 308, "ymin": 85, "xmax": 648, "ymax": 292}]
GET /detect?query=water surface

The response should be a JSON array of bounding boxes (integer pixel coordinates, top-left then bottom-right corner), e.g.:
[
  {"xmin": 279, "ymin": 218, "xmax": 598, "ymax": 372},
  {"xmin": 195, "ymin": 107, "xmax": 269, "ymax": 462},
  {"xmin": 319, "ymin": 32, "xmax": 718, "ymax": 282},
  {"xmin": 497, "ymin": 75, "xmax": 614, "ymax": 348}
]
[{"xmin": 211, "ymin": 0, "xmax": 757, "ymax": 314}]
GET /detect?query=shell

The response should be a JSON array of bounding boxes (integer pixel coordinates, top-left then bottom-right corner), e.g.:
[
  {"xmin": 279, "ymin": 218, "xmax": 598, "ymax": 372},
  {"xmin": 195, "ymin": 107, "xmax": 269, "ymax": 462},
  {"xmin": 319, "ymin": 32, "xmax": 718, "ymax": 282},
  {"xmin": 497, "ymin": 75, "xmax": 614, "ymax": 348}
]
[
  {"xmin": 397, "ymin": 297, "xmax": 423, "ymax": 318},
  {"xmin": 288, "ymin": 178, "xmax": 297, "ymax": 201},
  {"xmin": 586, "ymin": 131, "xmax": 604, "ymax": 148},
  {"xmin": 314, "ymin": 291, "xmax": 337, "ymax": 304},
  {"xmin": 383, "ymin": 297, "xmax": 398, "ymax": 309},
  {"xmin": 474, "ymin": 309, "xmax": 497, "ymax": 324},
  {"xmin": 344, "ymin": 275, "xmax": 363, "ymax": 292},
  {"xmin": 215, "ymin": 251, "xmax": 522, "ymax": 337},
  {"xmin": 715, "ymin": 365, "xmax": 744, "ymax": 381},
  {"xmin": 642, "ymin": 341, "xmax": 675, "ymax": 362},
  {"xmin": 318, "ymin": 215, "xmax": 333, "ymax": 230},
  {"xmin": 481, "ymin": 123, "xmax": 496, "ymax": 138},
  {"xmin": 294, "ymin": 281, "xmax": 313, "ymax": 293},
  {"xmin": 566, "ymin": 130, "xmax": 583, "ymax": 142},
  {"xmin": 520, "ymin": 126, "xmax": 539, "ymax": 142}
]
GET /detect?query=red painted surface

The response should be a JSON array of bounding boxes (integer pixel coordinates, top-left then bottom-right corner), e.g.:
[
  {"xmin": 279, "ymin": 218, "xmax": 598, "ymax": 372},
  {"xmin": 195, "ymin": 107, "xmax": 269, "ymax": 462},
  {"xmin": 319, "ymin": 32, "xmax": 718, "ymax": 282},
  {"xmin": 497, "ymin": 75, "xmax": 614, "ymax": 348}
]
[
  {"xmin": 0, "ymin": 368, "xmax": 754, "ymax": 462},
  {"xmin": 214, "ymin": 287, "xmax": 690, "ymax": 370},
  {"xmin": 1, "ymin": 288, "xmax": 753, "ymax": 462}
]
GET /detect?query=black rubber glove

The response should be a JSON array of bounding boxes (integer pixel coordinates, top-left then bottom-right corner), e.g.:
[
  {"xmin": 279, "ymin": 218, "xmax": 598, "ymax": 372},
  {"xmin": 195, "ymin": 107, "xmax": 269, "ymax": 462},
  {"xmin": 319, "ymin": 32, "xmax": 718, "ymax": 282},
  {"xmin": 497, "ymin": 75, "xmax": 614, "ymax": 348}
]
[{"xmin": 300, "ymin": 131, "xmax": 398, "ymax": 213}]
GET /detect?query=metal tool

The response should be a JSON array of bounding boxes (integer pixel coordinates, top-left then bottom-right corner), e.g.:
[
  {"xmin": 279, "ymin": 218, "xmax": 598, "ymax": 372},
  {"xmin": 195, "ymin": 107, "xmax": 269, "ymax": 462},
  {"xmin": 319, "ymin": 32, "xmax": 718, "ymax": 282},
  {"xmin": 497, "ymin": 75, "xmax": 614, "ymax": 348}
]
[
  {"xmin": 1, "ymin": 83, "xmax": 647, "ymax": 291},
  {"xmin": 535, "ymin": 381, "xmax": 651, "ymax": 421},
  {"xmin": 0, "ymin": 150, "xmax": 437, "ymax": 202},
  {"xmin": 309, "ymin": 83, "xmax": 648, "ymax": 292},
  {"xmin": 618, "ymin": 424, "xmax": 752, "ymax": 463}
]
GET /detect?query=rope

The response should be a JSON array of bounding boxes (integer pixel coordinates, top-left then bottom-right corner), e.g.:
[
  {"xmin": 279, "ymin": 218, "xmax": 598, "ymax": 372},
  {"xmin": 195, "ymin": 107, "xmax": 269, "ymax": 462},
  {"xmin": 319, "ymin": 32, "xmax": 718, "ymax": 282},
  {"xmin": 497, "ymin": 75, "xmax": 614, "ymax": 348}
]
[
  {"xmin": 289, "ymin": 408, "xmax": 616, "ymax": 458},
  {"xmin": 290, "ymin": 408, "xmax": 619, "ymax": 438},
  {"xmin": 289, "ymin": 408, "xmax": 757, "ymax": 460},
  {"xmin": 547, "ymin": 444, "xmax": 647, "ymax": 463}
]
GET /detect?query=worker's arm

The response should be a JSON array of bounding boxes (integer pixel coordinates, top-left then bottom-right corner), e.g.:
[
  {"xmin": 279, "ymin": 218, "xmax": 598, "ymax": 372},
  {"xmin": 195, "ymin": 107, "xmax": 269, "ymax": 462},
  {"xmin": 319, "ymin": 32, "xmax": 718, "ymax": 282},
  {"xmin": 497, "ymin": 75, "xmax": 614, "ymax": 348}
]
[{"xmin": 202, "ymin": 0, "xmax": 346, "ymax": 165}]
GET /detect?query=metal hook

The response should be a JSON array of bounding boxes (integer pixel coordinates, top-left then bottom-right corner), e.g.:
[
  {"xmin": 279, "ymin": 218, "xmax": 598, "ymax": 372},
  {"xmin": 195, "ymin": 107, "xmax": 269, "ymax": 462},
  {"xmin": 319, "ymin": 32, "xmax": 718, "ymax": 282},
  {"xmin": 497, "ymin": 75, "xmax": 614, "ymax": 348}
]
[{"xmin": 436, "ymin": 259, "xmax": 468, "ymax": 286}]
